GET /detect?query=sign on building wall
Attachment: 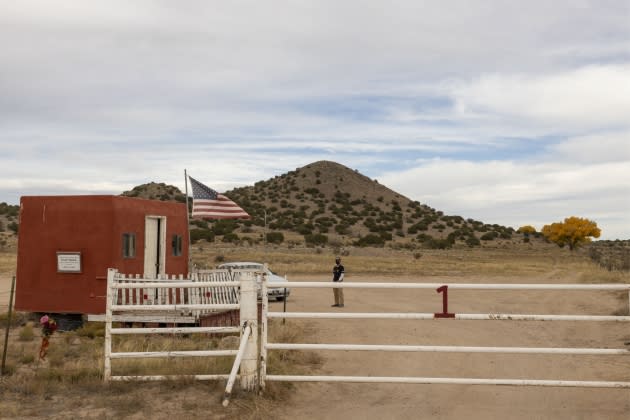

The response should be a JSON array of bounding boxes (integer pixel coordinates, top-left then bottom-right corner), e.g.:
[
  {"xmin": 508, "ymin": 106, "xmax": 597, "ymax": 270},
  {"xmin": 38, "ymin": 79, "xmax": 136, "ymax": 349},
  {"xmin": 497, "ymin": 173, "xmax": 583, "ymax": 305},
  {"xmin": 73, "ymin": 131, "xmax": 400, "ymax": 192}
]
[{"xmin": 56, "ymin": 252, "xmax": 82, "ymax": 273}]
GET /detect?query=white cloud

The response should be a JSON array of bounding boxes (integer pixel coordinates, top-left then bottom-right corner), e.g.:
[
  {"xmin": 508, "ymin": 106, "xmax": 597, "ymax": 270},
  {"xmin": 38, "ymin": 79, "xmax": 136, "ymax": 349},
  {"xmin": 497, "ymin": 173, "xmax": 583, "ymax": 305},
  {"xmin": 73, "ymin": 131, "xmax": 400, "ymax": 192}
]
[
  {"xmin": 451, "ymin": 65, "xmax": 630, "ymax": 130},
  {"xmin": 1, "ymin": 1, "xmax": 630, "ymax": 238},
  {"xmin": 379, "ymin": 158, "xmax": 630, "ymax": 240},
  {"xmin": 548, "ymin": 131, "xmax": 630, "ymax": 164}
]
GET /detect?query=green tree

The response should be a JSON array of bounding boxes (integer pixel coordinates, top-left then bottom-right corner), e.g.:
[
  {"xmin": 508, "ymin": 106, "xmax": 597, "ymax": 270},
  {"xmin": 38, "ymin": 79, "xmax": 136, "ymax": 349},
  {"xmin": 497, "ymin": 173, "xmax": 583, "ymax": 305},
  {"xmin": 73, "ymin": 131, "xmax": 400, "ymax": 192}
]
[{"xmin": 541, "ymin": 216, "xmax": 601, "ymax": 251}]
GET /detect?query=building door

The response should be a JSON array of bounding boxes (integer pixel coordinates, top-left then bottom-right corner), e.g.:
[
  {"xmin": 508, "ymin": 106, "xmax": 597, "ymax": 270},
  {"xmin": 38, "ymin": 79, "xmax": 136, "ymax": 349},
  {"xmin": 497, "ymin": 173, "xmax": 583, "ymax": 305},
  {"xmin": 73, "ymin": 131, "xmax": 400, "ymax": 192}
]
[{"xmin": 144, "ymin": 216, "xmax": 166, "ymax": 278}]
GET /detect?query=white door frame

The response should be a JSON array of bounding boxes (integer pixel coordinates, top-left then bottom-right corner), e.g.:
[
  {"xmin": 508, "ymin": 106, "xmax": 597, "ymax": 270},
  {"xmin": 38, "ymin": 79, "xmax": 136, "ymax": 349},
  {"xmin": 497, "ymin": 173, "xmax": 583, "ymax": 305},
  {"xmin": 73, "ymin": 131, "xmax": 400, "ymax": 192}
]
[{"xmin": 144, "ymin": 215, "xmax": 167, "ymax": 278}]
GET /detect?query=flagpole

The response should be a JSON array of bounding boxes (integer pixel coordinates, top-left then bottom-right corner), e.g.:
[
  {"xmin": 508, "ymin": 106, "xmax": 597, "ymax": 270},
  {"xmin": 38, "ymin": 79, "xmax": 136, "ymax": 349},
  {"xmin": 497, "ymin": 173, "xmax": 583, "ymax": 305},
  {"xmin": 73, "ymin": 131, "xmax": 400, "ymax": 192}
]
[{"xmin": 184, "ymin": 169, "xmax": 192, "ymax": 274}]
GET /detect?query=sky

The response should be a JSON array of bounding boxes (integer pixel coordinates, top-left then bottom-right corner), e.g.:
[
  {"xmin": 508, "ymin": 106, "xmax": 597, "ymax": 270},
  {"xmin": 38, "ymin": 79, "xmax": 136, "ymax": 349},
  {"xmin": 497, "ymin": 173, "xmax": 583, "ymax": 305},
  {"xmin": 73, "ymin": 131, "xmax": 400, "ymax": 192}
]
[{"xmin": 1, "ymin": 1, "xmax": 629, "ymax": 239}]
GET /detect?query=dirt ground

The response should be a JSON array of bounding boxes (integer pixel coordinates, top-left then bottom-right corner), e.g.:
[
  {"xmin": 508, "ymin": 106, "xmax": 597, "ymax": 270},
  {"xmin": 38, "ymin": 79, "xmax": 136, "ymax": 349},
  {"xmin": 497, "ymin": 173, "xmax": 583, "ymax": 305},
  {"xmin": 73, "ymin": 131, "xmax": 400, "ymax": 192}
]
[
  {"xmin": 2, "ymin": 270, "xmax": 630, "ymax": 419},
  {"xmin": 270, "ymin": 273, "xmax": 630, "ymax": 420}
]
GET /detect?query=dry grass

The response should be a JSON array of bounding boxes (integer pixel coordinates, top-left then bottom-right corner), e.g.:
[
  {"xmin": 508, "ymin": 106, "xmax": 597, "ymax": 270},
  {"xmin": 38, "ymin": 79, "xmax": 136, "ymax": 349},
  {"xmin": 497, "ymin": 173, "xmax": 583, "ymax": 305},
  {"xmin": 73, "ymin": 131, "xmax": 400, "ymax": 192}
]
[
  {"xmin": 1, "ymin": 245, "xmax": 629, "ymax": 418},
  {"xmin": 0, "ymin": 318, "xmax": 314, "ymax": 419},
  {"xmin": 0, "ymin": 250, "xmax": 16, "ymax": 274},
  {"xmin": 192, "ymin": 243, "xmax": 629, "ymax": 281}
]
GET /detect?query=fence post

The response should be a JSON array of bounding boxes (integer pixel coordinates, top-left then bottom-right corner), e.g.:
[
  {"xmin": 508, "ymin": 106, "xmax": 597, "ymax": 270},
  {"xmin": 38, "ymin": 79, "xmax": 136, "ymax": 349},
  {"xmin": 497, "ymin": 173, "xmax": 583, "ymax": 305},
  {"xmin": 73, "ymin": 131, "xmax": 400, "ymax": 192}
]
[
  {"xmin": 1, "ymin": 275, "xmax": 16, "ymax": 376},
  {"xmin": 260, "ymin": 273, "xmax": 268, "ymax": 390},
  {"xmin": 239, "ymin": 271, "xmax": 258, "ymax": 391},
  {"xmin": 103, "ymin": 268, "xmax": 116, "ymax": 382}
]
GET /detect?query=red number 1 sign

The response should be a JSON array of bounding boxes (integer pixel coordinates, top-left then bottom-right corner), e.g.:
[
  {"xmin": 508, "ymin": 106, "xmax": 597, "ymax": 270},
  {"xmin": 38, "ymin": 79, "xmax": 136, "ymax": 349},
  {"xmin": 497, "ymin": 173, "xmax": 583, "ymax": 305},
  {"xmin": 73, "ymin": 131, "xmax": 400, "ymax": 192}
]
[{"xmin": 434, "ymin": 285, "xmax": 455, "ymax": 318}]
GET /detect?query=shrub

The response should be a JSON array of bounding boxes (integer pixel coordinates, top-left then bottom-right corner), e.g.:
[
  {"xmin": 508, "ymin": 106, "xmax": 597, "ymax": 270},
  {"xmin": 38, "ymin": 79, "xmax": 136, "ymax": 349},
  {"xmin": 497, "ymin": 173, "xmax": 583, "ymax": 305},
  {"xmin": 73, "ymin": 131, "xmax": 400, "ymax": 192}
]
[
  {"xmin": 191, "ymin": 219, "xmax": 208, "ymax": 229},
  {"xmin": 8, "ymin": 221, "xmax": 18, "ymax": 234},
  {"xmin": 334, "ymin": 224, "xmax": 350, "ymax": 235},
  {"xmin": 212, "ymin": 220, "xmax": 237, "ymax": 236},
  {"xmin": 423, "ymin": 238, "xmax": 454, "ymax": 249},
  {"xmin": 296, "ymin": 224, "xmax": 314, "ymax": 235},
  {"xmin": 75, "ymin": 322, "xmax": 105, "ymax": 339},
  {"xmin": 304, "ymin": 233, "xmax": 328, "ymax": 246},
  {"xmin": 416, "ymin": 233, "xmax": 433, "ymax": 243},
  {"xmin": 190, "ymin": 229, "xmax": 215, "ymax": 243},
  {"xmin": 266, "ymin": 231, "xmax": 284, "ymax": 244},
  {"xmin": 355, "ymin": 234, "xmax": 385, "ymax": 247},
  {"xmin": 19, "ymin": 323, "xmax": 35, "ymax": 341},
  {"xmin": 221, "ymin": 233, "xmax": 239, "ymax": 243},
  {"xmin": 480, "ymin": 231, "xmax": 498, "ymax": 241},
  {"xmin": 379, "ymin": 232, "xmax": 393, "ymax": 241},
  {"xmin": 20, "ymin": 353, "xmax": 35, "ymax": 364},
  {"xmin": 465, "ymin": 236, "xmax": 481, "ymax": 247}
]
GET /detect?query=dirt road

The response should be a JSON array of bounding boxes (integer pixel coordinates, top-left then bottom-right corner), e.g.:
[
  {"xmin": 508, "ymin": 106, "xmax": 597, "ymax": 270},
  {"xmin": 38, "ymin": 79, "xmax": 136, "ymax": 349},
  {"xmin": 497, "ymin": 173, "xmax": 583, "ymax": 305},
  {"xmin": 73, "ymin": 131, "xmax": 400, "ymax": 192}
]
[
  {"xmin": 269, "ymin": 274, "xmax": 630, "ymax": 420},
  {"xmin": 2, "ymin": 268, "xmax": 629, "ymax": 419}
]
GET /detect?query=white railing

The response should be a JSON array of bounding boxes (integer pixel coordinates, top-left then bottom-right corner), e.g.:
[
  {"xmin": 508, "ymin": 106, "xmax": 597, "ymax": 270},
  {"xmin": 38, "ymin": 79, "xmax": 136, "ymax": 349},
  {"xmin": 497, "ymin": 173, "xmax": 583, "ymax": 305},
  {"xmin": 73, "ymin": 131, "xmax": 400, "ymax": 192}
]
[
  {"xmin": 111, "ymin": 270, "xmax": 240, "ymax": 320},
  {"xmin": 103, "ymin": 268, "xmax": 259, "ymax": 399},
  {"xmin": 261, "ymin": 280, "xmax": 630, "ymax": 389}
]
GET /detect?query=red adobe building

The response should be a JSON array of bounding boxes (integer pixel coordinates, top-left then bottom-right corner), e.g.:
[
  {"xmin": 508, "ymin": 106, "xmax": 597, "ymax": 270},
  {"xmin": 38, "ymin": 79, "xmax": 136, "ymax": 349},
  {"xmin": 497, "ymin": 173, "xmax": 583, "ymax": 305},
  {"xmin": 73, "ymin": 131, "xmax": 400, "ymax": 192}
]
[{"xmin": 15, "ymin": 195, "xmax": 189, "ymax": 315}]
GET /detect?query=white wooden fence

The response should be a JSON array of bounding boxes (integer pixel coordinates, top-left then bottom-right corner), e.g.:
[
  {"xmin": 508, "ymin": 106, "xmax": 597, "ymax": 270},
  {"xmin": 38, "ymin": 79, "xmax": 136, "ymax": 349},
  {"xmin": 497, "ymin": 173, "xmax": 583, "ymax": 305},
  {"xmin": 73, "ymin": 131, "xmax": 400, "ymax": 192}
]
[
  {"xmin": 103, "ymin": 269, "xmax": 630, "ymax": 399},
  {"xmin": 261, "ymin": 280, "xmax": 630, "ymax": 389},
  {"xmin": 103, "ymin": 268, "xmax": 259, "ymax": 404},
  {"xmin": 108, "ymin": 269, "xmax": 240, "ymax": 321}
]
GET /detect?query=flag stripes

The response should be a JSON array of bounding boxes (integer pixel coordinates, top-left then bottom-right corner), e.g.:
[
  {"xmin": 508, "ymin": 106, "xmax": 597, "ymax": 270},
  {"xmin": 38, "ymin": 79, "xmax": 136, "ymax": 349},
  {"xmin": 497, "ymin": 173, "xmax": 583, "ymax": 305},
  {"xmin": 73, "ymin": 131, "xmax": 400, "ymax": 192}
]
[{"xmin": 189, "ymin": 176, "xmax": 250, "ymax": 220}]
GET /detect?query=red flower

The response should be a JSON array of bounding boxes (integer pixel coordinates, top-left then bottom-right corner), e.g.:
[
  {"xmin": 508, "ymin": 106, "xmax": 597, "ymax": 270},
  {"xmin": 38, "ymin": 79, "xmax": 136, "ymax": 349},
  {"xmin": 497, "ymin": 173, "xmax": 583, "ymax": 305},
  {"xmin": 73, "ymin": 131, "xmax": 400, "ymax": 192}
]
[{"xmin": 41, "ymin": 318, "xmax": 58, "ymax": 337}]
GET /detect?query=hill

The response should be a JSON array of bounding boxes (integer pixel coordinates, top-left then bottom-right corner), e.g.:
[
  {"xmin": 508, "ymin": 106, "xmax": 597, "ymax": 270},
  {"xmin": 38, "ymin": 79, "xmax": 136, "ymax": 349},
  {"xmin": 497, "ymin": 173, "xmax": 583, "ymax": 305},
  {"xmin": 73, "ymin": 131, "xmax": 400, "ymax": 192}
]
[
  {"xmin": 121, "ymin": 182, "xmax": 187, "ymax": 203},
  {"xmin": 114, "ymin": 161, "xmax": 520, "ymax": 249},
  {"xmin": 1, "ymin": 161, "xmax": 626, "ymax": 258},
  {"xmin": 195, "ymin": 160, "xmax": 521, "ymax": 249}
]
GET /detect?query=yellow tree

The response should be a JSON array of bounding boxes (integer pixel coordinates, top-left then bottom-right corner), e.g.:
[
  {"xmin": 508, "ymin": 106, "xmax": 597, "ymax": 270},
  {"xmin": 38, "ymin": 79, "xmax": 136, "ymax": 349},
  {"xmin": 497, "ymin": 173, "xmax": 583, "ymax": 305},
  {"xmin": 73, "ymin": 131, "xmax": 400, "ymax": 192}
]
[
  {"xmin": 541, "ymin": 216, "xmax": 601, "ymax": 251},
  {"xmin": 517, "ymin": 225, "xmax": 537, "ymax": 235}
]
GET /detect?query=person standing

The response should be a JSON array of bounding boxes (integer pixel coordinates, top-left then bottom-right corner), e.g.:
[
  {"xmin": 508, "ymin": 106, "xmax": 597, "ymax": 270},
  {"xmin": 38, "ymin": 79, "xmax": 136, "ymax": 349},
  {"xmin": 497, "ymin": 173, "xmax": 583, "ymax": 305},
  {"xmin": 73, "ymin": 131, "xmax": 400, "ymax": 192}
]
[{"xmin": 332, "ymin": 256, "xmax": 345, "ymax": 307}]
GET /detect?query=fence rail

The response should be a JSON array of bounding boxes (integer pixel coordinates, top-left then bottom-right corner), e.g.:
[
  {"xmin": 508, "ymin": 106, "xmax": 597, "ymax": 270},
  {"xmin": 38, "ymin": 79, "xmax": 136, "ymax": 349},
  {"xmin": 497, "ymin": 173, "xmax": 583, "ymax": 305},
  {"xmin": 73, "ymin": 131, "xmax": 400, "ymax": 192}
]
[
  {"xmin": 261, "ymin": 279, "xmax": 630, "ymax": 389},
  {"xmin": 266, "ymin": 343, "xmax": 630, "ymax": 355},
  {"xmin": 103, "ymin": 268, "xmax": 258, "ymax": 392},
  {"xmin": 265, "ymin": 375, "xmax": 630, "ymax": 388},
  {"xmin": 268, "ymin": 281, "xmax": 630, "ymax": 290},
  {"xmin": 268, "ymin": 312, "xmax": 630, "ymax": 322}
]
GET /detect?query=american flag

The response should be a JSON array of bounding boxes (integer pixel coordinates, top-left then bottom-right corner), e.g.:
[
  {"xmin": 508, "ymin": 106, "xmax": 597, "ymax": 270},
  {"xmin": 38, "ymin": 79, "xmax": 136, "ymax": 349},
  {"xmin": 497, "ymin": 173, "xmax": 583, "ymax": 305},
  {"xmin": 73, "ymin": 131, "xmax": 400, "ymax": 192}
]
[{"xmin": 189, "ymin": 176, "xmax": 250, "ymax": 220}]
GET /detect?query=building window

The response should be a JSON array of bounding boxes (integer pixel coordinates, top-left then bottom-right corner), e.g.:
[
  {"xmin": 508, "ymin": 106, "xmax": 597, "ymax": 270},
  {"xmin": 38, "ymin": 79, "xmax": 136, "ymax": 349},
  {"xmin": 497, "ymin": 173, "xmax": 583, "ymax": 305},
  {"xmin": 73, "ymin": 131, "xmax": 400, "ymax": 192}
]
[
  {"xmin": 122, "ymin": 233, "xmax": 136, "ymax": 258},
  {"xmin": 172, "ymin": 234, "xmax": 183, "ymax": 256}
]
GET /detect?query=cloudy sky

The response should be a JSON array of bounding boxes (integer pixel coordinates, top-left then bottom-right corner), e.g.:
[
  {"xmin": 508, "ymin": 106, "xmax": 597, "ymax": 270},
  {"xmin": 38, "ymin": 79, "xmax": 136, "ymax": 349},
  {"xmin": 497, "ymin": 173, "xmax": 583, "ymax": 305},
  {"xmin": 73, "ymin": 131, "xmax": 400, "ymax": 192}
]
[{"xmin": 1, "ymin": 1, "xmax": 629, "ymax": 239}]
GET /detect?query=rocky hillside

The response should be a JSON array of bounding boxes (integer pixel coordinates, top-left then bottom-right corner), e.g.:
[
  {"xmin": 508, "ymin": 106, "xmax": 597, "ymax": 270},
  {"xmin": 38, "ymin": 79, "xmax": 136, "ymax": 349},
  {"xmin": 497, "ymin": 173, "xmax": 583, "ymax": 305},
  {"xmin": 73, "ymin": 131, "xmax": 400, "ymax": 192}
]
[
  {"xmin": 121, "ymin": 182, "xmax": 187, "ymax": 203},
  {"xmin": 195, "ymin": 160, "xmax": 521, "ymax": 249},
  {"xmin": 0, "ymin": 202, "xmax": 19, "ymax": 251},
  {"xmin": 4, "ymin": 164, "xmax": 625, "ymax": 257}
]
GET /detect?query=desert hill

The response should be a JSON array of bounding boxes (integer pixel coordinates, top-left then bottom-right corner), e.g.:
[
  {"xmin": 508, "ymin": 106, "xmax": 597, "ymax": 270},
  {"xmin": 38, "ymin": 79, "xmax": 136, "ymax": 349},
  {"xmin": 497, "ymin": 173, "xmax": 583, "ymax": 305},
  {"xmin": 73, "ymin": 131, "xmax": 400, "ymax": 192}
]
[
  {"xmin": 192, "ymin": 160, "xmax": 519, "ymax": 249},
  {"xmin": 3, "ymin": 161, "xmax": 626, "ymax": 261},
  {"xmin": 121, "ymin": 182, "xmax": 187, "ymax": 203}
]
